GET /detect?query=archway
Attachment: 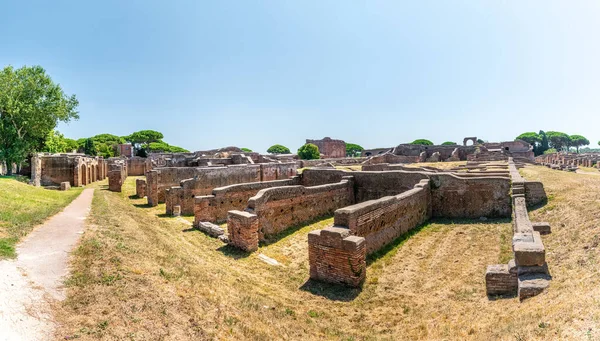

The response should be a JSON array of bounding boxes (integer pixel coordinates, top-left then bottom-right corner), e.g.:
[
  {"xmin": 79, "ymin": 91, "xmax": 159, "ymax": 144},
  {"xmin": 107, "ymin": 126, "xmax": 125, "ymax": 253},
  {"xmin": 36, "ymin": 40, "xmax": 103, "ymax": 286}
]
[{"xmin": 463, "ymin": 137, "xmax": 477, "ymax": 146}]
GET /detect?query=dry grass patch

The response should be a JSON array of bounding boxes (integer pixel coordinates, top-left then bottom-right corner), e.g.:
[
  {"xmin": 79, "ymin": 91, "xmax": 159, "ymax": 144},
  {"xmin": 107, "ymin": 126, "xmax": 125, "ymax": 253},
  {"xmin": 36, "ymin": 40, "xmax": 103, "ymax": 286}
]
[{"xmin": 55, "ymin": 167, "xmax": 600, "ymax": 340}]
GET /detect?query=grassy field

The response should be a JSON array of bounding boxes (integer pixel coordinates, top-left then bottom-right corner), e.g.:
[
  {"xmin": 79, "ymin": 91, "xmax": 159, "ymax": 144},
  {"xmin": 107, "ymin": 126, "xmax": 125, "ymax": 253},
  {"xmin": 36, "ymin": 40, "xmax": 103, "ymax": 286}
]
[
  {"xmin": 0, "ymin": 176, "xmax": 84, "ymax": 258},
  {"xmin": 54, "ymin": 167, "xmax": 600, "ymax": 340}
]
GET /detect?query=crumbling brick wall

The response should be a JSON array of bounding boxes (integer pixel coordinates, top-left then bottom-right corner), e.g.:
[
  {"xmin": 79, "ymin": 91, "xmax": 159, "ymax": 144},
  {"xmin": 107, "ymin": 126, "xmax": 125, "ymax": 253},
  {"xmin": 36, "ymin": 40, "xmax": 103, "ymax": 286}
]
[
  {"xmin": 127, "ymin": 157, "xmax": 147, "ymax": 176},
  {"xmin": 306, "ymin": 137, "xmax": 346, "ymax": 159},
  {"xmin": 248, "ymin": 178, "xmax": 355, "ymax": 239},
  {"xmin": 136, "ymin": 178, "xmax": 146, "ymax": 198},
  {"xmin": 308, "ymin": 227, "xmax": 366, "ymax": 287},
  {"xmin": 227, "ymin": 210, "xmax": 260, "ymax": 252},
  {"xmin": 194, "ymin": 177, "xmax": 300, "ymax": 224},
  {"xmin": 333, "ymin": 179, "xmax": 431, "ymax": 254}
]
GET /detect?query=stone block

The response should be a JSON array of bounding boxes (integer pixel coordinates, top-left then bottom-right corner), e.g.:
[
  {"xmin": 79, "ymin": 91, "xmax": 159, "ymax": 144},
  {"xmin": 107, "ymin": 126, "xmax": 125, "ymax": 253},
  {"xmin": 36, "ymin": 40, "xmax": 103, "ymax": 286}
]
[
  {"xmin": 197, "ymin": 221, "xmax": 225, "ymax": 238},
  {"xmin": 532, "ymin": 222, "xmax": 551, "ymax": 235},
  {"xmin": 518, "ymin": 273, "xmax": 551, "ymax": 301},
  {"xmin": 173, "ymin": 205, "xmax": 181, "ymax": 217},
  {"xmin": 513, "ymin": 231, "xmax": 545, "ymax": 266},
  {"xmin": 60, "ymin": 182, "xmax": 71, "ymax": 191},
  {"xmin": 485, "ymin": 264, "xmax": 517, "ymax": 296},
  {"xmin": 136, "ymin": 178, "xmax": 146, "ymax": 198},
  {"xmin": 227, "ymin": 210, "xmax": 259, "ymax": 252}
]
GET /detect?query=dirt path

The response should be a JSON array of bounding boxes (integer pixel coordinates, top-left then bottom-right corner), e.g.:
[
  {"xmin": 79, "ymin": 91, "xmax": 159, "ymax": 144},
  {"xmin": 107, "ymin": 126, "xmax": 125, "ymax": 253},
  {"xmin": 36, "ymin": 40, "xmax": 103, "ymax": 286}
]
[{"xmin": 0, "ymin": 188, "xmax": 94, "ymax": 341}]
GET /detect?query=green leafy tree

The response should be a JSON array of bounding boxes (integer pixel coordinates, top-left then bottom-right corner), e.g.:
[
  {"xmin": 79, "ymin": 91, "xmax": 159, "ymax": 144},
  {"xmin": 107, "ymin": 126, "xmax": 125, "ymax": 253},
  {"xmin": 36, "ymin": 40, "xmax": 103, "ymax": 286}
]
[
  {"xmin": 83, "ymin": 138, "xmax": 96, "ymax": 156},
  {"xmin": 410, "ymin": 139, "xmax": 434, "ymax": 146},
  {"xmin": 537, "ymin": 130, "xmax": 549, "ymax": 156},
  {"xmin": 86, "ymin": 133, "xmax": 125, "ymax": 158},
  {"xmin": 543, "ymin": 148, "xmax": 557, "ymax": 155},
  {"xmin": 43, "ymin": 130, "xmax": 69, "ymax": 153},
  {"xmin": 477, "ymin": 139, "xmax": 485, "ymax": 144},
  {"xmin": 297, "ymin": 143, "xmax": 320, "ymax": 160},
  {"xmin": 569, "ymin": 135, "xmax": 589, "ymax": 153},
  {"xmin": 515, "ymin": 132, "xmax": 541, "ymax": 146},
  {"xmin": 124, "ymin": 130, "xmax": 164, "ymax": 154},
  {"xmin": 241, "ymin": 148, "xmax": 253, "ymax": 153},
  {"xmin": 345, "ymin": 143, "xmax": 364, "ymax": 157},
  {"xmin": 267, "ymin": 144, "xmax": 291, "ymax": 154},
  {"xmin": 147, "ymin": 141, "xmax": 189, "ymax": 153},
  {"xmin": 546, "ymin": 131, "xmax": 571, "ymax": 151},
  {"xmin": 0, "ymin": 65, "xmax": 79, "ymax": 174},
  {"xmin": 441, "ymin": 141, "xmax": 457, "ymax": 146}
]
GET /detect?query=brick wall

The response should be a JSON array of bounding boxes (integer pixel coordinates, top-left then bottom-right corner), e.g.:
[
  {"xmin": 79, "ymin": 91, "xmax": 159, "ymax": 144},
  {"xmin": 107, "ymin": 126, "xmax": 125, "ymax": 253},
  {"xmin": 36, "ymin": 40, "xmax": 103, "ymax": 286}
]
[
  {"xmin": 136, "ymin": 178, "xmax": 146, "ymax": 198},
  {"xmin": 194, "ymin": 177, "xmax": 300, "ymax": 224},
  {"xmin": 333, "ymin": 179, "xmax": 431, "ymax": 255},
  {"xmin": 308, "ymin": 227, "xmax": 366, "ymax": 287}
]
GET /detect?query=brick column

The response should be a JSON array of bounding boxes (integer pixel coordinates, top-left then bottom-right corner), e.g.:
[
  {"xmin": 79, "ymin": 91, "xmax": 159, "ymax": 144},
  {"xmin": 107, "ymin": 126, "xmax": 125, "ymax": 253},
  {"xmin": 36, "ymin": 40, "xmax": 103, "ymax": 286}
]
[
  {"xmin": 147, "ymin": 170, "xmax": 159, "ymax": 207},
  {"xmin": 227, "ymin": 210, "xmax": 259, "ymax": 252}
]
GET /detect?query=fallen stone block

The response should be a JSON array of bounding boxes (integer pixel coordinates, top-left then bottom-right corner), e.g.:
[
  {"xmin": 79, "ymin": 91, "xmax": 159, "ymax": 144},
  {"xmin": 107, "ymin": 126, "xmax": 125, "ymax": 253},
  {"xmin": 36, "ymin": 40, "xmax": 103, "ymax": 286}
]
[
  {"xmin": 197, "ymin": 221, "xmax": 225, "ymax": 238},
  {"xmin": 513, "ymin": 231, "xmax": 545, "ymax": 266},
  {"xmin": 60, "ymin": 182, "xmax": 71, "ymax": 191},
  {"xmin": 518, "ymin": 273, "xmax": 551, "ymax": 301},
  {"xmin": 486, "ymin": 264, "xmax": 517, "ymax": 296},
  {"xmin": 532, "ymin": 222, "xmax": 551, "ymax": 235}
]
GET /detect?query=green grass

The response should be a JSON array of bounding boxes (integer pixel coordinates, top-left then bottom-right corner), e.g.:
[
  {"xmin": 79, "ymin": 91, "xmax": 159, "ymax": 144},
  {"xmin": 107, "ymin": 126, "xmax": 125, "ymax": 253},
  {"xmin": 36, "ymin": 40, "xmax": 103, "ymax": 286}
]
[{"xmin": 0, "ymin": 176, "xmax": 84, "ymax": 258}]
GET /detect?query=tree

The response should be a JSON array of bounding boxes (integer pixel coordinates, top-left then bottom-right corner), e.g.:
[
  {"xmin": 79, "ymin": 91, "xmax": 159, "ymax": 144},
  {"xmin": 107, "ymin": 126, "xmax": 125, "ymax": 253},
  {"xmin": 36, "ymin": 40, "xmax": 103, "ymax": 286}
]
[
  {"xmin": 515, "ymin": 132, "xmax": 541, "ymax": 146},
  {"xmin": 147, "ymin": 141, "xmax": 189, "ymax": 153},
  {"xmin": 410, "ymin": 139, "xmax": 434, "ymax": 146},
  {"xmin": 441, "ymin": 141, "xmax": 457, "ymax": 146},
  {"xmin": 477, "ymin": 139, "xmax": 485, "ymax": 144},
  {"xmin": 0, "ymin": 65, "xmax": 79, "ymax": 174},
  {"xmin": 546, "ymin": 131, "xmax": 570, "ymax": 151},
  {"xmin": 543, "ymin": 148, "xmax": 557, "ymax": 155},
  {"xmin": 124, "ymin": 130, "xmax": 164, "ymax": 154},
  {"xmin": 241, "ymin": 148, "xmax": 253, "ymax": 153},
  {"xmin": 42, "ymin": 130, "xmax": 78, "ymax": 153},
  {"xmin": 537, "ymin": 130, "xmax": 550, "ymax": 156},
  {"xmin": 297, "ymin": 143, "xmax": 320, "ymax": 160},
  {"xmin": 87, "ymin": 133, "xmax": 125, "ymax": 158},
  {"xmin": 345, "ymin": 143, "xmax": 364, "ymax": 157},
  {"xmin": 267, "ymin": 144, "xmax": 291, "ymax": 154},
  {"xmin": 569, "ymin": 135, "xmax": 589, "ymax": 153},
  {"xmin": 83, "ymin": 138, "xmax": 96, "ymax": 156}
]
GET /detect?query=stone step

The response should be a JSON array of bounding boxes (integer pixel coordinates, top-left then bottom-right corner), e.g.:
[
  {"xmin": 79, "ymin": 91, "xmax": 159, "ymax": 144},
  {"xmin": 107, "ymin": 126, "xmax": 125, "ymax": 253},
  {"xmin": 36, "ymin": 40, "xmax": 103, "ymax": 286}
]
[{"xmin": 518, "ymin": 273, "xmax": 551, "ymax": 301}]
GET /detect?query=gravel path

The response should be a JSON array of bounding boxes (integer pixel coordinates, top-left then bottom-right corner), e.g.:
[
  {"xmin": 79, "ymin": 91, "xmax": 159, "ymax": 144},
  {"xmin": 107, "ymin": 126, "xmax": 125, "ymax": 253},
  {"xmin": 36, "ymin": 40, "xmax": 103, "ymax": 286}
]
[{"xmin": 0, "ymin": 188, "xmax": 94, "ymax": 341}]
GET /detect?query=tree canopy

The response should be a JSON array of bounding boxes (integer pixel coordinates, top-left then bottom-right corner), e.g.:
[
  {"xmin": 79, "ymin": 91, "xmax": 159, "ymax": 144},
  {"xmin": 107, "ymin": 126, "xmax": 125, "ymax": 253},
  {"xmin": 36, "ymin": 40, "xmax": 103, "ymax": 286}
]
[
  {"xmin": 147, "ymin": 141, "xmax": 189, "ymax": 153},
  {"xmin": 441, "ymin": 141, "xmax": 457, "ymax": 146},
  {"xmin": 241, "ymin": 148, "xmax": 253, "ymax": 153},
  {"xmin": 410, "ymin": 139, "xmax": 434, "ymax": 146},
  {"xmin": 42, "ymin": 130, "xmax": 78, "ymax": 153},
  {"xmin": 267, "ymin": 144, "xmax": 291, "ymax": 154},
  {"xmin": 345, "ymin": 143, "xmax": 364, "ymax": 157},
  {"xmin": 546, "ymin": 131, "xmax": 571, "ymax": 151},
  {"xmin": 0, "ymin": 65, "xmax": 79, "ymax": 174},
  {"xmin": 515, "ymin": 132, "xmax": 541, "ymax": 146},
  {"xmin": 297, "ymin": 143, "xmax": 320, "ymax": 160},
  {"xmin": 569, "ymin": 134, "xmax": 590, "ymax": 153}
]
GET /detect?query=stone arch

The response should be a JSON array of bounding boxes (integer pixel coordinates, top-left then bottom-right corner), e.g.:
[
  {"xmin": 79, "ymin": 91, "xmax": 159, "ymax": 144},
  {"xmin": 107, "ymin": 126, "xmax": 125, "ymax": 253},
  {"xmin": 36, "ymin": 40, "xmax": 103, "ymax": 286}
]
[{"xmin": 463, "ymin": 137, "xmax": 477, "ymax": 146}]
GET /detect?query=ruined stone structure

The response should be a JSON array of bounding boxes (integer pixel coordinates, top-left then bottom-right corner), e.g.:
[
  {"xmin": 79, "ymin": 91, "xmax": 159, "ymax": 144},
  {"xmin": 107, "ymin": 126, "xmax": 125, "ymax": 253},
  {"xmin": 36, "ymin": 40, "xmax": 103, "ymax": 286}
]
[
  {"xmin": 108, "ymin": 160, "xmax": 127, "ymax": 192},
  {"xmin": 136, "ymin": 178, "xmax": 147, "ymax": 198},
  {"xmin": 117, "ymin": 144, "xmax": 133, "ymax": 157},
  {"xmin": 148, "ymin": 163, "xmax": 297, "ymax": 215},
  {"xmin": 30, "ymin": 153, "xmax": 107, "ymax": 187},
  {"xmin": 536, "ymin": 152, "xmax": 600, "ymax": 172},
  {"xmin": 306, "ymin": 137, "xmax": 346, "ymax": 158},
  {"xmin": 463, "ymin": 137, "xmax": 478, "ymax": 146},
  {"xmin": 485, "ymin": 159, "xmax": 551, "ymax": 300}
]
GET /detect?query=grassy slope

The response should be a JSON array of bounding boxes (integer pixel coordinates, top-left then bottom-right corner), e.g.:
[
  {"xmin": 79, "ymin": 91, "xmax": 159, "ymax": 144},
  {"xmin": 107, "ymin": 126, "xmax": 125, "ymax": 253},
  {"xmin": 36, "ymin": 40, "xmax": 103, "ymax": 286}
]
[
  {"xmin": 55, "ymin": 167, "xmax": 600, "ymax": 340},
  {"xmin": 0, "ymin": 176, "xmax": 84, "ymax": 257}
]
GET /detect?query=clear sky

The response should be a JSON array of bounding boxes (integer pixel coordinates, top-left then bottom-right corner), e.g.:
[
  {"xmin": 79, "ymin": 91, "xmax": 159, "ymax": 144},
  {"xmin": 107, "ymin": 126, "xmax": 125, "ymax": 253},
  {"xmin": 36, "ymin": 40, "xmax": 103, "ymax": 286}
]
[{"xmin": 3, "ymin": 1, "xmax": 600, "ymax": 153}]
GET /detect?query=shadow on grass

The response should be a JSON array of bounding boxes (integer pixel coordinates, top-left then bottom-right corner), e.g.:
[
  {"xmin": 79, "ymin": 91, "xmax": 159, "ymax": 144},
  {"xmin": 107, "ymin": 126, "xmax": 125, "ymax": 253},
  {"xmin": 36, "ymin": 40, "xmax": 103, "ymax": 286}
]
[
  {"xmin": 216, "ymin": 244, "xmax": 251, "ymax": 259},
  {"xmin": 259, "ymin": 214, "xmax": 333, "ymax": 247},
  {"xmin": 299, "ymin": 278, "xmax": 361, "ymax": 302},
  {"xmin": 133, "ymin": 203, "xmax": 153, "ymax": 209},
  {"xmin": 128, "ymin": 194, "xmax": 142, "ymax": 200},
  {"xmin": 98, "ymin": 185, "xmax": 109, "ymax": 191},
  {"xmin": 527, "ymin": 198, "xmax": 549, "ymax": 212}
]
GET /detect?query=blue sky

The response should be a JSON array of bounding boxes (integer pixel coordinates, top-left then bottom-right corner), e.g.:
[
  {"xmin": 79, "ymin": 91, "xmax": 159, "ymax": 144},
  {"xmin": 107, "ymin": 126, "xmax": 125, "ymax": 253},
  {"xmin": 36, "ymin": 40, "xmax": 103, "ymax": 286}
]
[{"xmin": 3, "ymin": 1, "xmax": 600, "ymax": 152}]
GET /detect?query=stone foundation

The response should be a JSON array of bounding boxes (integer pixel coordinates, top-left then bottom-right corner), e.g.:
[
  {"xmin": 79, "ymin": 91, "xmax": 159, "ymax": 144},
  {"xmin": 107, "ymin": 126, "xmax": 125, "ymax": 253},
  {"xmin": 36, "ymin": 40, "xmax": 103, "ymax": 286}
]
[
  {"xmin": 136, "ymin": 178, "xmax": 146, "ymax": 198},
  {"xmin": 227, "ymin": 210, "xmax": 259, "ymax": 252}
]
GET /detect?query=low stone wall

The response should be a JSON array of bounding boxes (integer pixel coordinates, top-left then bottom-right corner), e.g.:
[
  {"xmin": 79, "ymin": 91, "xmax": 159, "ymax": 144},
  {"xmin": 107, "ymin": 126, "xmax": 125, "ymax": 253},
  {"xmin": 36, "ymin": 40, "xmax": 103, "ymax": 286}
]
[
  {"xmin": 194, "ymin": 177, "xmax": 300, "ymax": 224},
  {"xmin": 429, "ymin": 174, "xmax": 511, "ymax": 218},
  {"xmin": 150, "ymin": 163, "xmax": 297, "ymax": 210},
  {"xmin": 333, "ymin": 179, "xmax": 431, "ymax": 254},
  {"xmin": 31, "ymin": 154, "xmax": 104, "ymax": 187},
  {"xmin": 308, "ymin": 227, "xmax": 366, "ymax": 287}
]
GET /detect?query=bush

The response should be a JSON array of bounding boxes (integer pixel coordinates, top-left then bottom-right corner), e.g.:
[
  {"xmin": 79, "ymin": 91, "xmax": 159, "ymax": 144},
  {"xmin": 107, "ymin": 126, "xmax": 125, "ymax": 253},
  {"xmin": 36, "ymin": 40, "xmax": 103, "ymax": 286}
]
[
  {"xmin": 441, "ymin": 141, "xmax": 457, "ymax": 146},
  {"xmin": 410, "ymin": 139, "xmax": 434, "ymax": 146},
  {"xmin": 297, "ymin": 143, "xmax": 320, "ymax": 160},
  {"xmin": 241, "ymin": 148, "xmax": 253, "ymax": 152},
  {"xmin": 267, "ymin": 144, "xmax": 291, "ymax": 154}
]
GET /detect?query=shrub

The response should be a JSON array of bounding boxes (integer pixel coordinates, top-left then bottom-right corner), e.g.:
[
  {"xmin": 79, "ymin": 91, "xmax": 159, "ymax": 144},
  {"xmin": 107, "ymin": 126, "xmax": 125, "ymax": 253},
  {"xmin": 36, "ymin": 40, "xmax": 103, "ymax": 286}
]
[
  {"xmin": 267, "ymin": 144, "xmax": 291, "ymax": 154},
  {"xmin": 297, "ymin": 143, "xmax": 320, "ymax": 160},
  {"xmin": 241, "ymin": 148, "xmax": 253, "ymax": 152},
  {"xmin": 410, "ymin": 139, "xmax": 434, "ymax": 146},
  {"xmin": 441, "ymin": 141, "xmax": 457, "ymax": 146}
]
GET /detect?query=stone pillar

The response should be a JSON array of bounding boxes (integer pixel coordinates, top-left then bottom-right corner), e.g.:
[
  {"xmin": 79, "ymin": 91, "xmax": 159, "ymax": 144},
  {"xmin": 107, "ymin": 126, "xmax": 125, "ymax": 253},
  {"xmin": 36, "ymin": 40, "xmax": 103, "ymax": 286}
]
[
  {"xmin": 30, "ymin": 154, "xmax": 42, "ymax": 187},
  {"xmin": 165, "ymin": 186, "xmax": 183, "ymax": 216},
  {"xmin": 146, "ymin": 170, "xmax": 159, "ymax": 207},
  {"xmin": 136, "ymin": 178, "xmax": 146, "ymax": 198},
  {"xmin": 73, "ymin": 157, "xmax": 81, "ymax": 187},
  {"xmin": 308, "ymin": 226, "xmax": 366, "ymax": 287},
  {"xmin": 227, "ymin": 210, "xmax": 259, "ymax": 252},
  {"xmin": 108, "ymin": 169, "xmax": 123, "ymax": 192}
]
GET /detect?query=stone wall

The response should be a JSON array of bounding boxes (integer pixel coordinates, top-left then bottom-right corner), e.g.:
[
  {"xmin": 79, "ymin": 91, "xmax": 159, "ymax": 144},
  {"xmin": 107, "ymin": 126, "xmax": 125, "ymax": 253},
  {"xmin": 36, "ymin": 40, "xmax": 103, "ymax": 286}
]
[
  {"xmin": 127, "ymin": 157, "xmax": 147, "ymax": 176},
  {"xmin": 333, "ymin": 180, "xmax": 431, "ymax": 254},
  {"xmin": 429, "ymin": 174, "xmax": 511, "ymax": 218},
  {"xmin": 351, "ymin": 171, "xmax": 429, "ymax": 202},
  {"xmin": 308, "ymin": 227, "xmax": 366, "ymax": 287},
  {"xmin": 32, "ymin": 154, "xmax": 103, "ymax": 187},
  {"xmin": 194, "ymin": 177, "xmax": 300, "ymax": 224},
  {"xmin": 162, "ymin": 163, "xmax": 297, "ymax": 214},
  {"xmin": 306, "ymin": 137, "xmax": 346, "ymax": 158}
]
